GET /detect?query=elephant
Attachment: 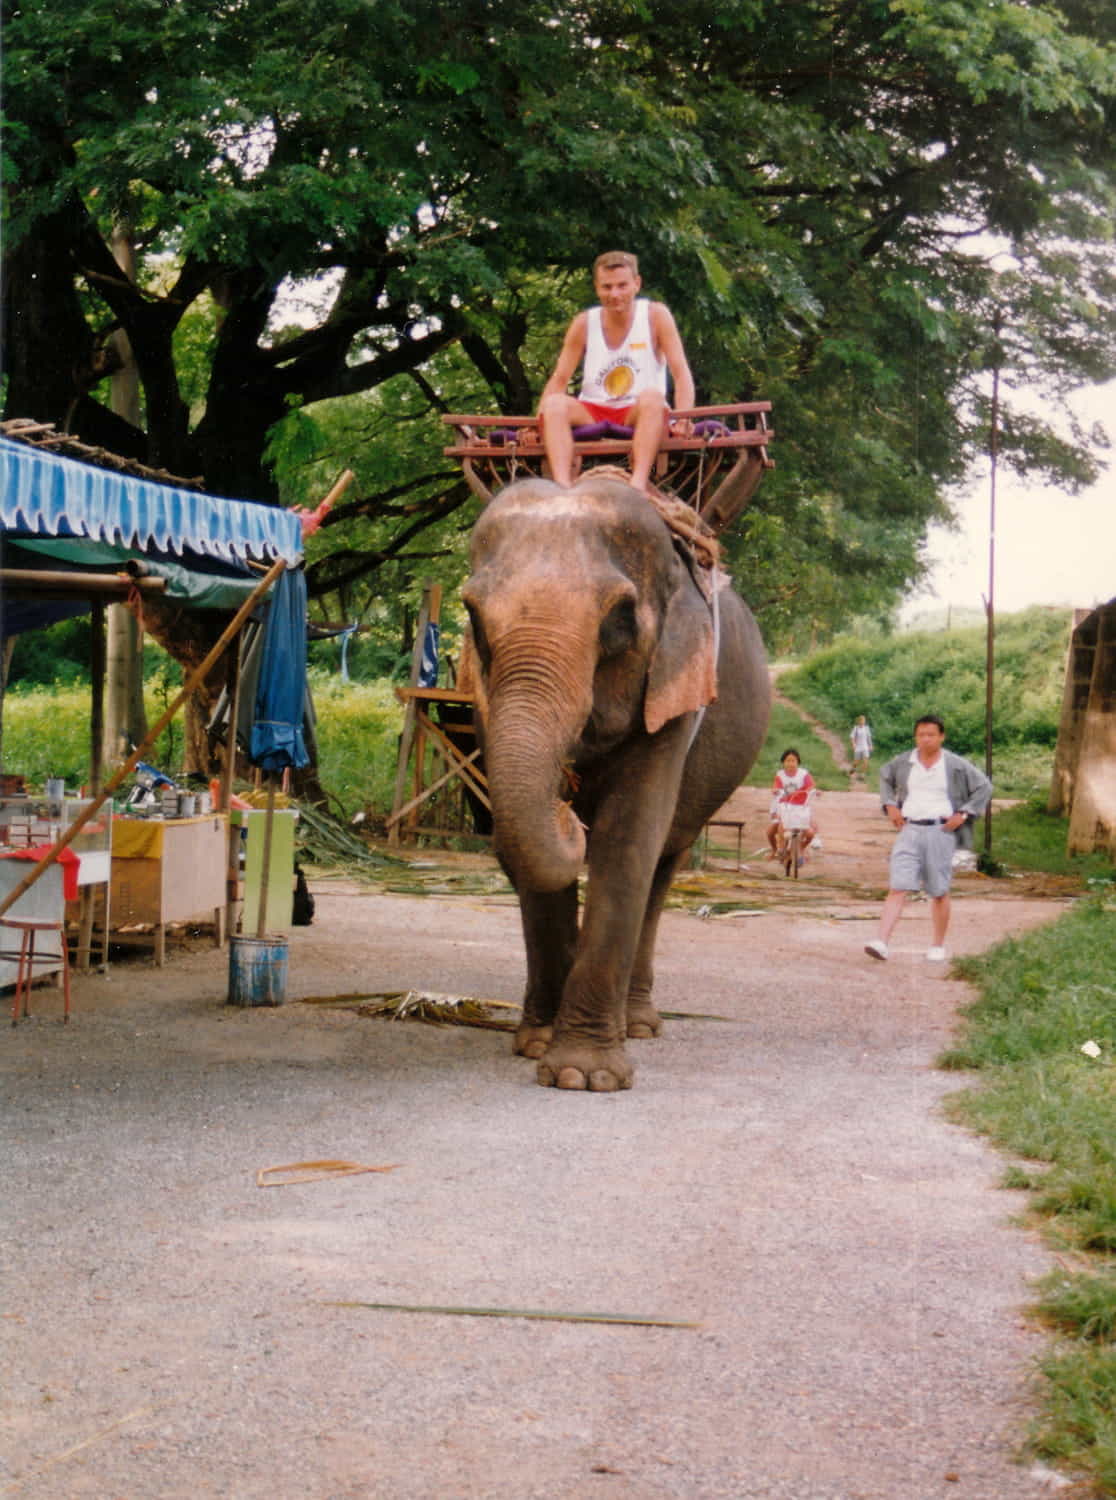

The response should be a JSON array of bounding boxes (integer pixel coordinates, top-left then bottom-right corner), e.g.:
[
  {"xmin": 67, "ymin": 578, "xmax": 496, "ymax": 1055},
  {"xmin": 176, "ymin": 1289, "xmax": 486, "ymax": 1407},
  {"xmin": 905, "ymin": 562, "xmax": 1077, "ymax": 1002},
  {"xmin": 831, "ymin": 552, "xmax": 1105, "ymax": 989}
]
[{"xmin": 461, "ymin": 474, "xmax": 771, "ymax": 1091}]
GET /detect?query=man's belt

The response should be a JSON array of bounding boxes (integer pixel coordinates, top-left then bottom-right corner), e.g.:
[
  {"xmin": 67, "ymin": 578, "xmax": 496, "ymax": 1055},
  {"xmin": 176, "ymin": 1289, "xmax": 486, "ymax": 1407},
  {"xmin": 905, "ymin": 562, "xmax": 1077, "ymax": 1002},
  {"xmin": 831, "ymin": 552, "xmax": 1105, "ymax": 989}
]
[{"xmin": 906, "ymin": 816, "xmax": 949, "ymax": 825}]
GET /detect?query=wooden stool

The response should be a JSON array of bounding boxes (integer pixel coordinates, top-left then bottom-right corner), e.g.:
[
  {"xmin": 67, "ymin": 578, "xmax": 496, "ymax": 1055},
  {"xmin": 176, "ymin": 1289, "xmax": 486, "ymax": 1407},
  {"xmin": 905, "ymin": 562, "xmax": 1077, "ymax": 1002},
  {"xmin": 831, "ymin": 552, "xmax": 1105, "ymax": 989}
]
[{"xmin": 1, "ymin": 916, "xmax": 71, "ymax": 1026}]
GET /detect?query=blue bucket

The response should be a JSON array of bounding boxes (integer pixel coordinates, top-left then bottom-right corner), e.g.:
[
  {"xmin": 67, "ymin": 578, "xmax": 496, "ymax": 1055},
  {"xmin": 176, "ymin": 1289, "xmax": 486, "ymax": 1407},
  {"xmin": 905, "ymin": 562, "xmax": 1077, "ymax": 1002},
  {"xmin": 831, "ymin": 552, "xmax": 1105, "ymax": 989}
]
[{"xmin": 227, "ymin": 935, "xmax": 288, "ymax": 1007}]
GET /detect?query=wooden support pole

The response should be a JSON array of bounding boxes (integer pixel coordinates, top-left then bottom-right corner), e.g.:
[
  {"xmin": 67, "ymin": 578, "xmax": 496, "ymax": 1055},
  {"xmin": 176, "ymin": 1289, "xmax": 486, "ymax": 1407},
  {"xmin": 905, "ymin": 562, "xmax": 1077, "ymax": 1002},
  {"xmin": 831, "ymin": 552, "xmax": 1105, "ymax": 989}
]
[
  {"xmin": 384, "ymin": 749, "xmax": 484, "ymax": 831},
  {"xmin": 0, "ymin": 556, "xmax": 290, "ymax": 920},
  {"xmin": 412, "ymin": 710, "xmax": 490, "ymax": 808},
  {"xmin": 388, "ymin": 581, "xmax": 442, "ymax": 844}
]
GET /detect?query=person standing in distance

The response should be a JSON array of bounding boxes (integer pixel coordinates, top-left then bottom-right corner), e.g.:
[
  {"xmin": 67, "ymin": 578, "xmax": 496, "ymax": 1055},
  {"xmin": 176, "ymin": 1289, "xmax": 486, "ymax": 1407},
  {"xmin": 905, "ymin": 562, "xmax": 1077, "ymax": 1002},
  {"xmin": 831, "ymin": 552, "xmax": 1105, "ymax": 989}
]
[
  {"xmin": 537, "ymin": 251, "xmax": 695, "ymax": 494},
  {"xmin": 849, "ymin": 714, "xmax": 873, "ymax": 778},
  {"xmin": 864, "ymin": 715, "xmax": 991, "ymax": 963}
]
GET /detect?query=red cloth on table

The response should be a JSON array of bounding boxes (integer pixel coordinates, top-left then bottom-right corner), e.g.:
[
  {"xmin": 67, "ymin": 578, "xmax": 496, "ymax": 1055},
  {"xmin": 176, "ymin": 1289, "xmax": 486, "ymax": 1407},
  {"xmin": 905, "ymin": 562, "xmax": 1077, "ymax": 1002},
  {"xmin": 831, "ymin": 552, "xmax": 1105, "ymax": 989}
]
[{"xmin": 0, "ymin": 845, "xmax": 80, "ymax": 901}]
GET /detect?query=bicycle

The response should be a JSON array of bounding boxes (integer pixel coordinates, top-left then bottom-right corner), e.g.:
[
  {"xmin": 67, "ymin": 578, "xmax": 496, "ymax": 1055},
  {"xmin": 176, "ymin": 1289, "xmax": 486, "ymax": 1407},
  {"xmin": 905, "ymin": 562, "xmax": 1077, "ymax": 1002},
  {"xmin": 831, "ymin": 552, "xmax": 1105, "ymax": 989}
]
[{"xmin": 776, "ymin": 800, "xmax": 813, "ymax": 879}]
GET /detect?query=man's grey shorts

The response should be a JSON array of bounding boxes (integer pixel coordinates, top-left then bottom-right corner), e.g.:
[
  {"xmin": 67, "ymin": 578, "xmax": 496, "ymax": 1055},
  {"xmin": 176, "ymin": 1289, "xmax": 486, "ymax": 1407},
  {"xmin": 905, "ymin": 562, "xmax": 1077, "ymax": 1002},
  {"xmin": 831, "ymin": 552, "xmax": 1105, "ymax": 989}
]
[{"xmin": 889, "ymin": 823, "xmax": 956, "ymax": 898}]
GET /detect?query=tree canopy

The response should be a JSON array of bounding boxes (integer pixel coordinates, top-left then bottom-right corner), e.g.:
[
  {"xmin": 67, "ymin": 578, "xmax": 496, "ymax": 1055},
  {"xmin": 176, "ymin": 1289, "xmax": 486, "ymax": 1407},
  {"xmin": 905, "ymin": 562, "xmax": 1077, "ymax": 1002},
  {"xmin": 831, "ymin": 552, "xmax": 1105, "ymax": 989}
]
[{"xmin": 5, "ymin": 0, "xmax": 1115, "ymax": 645}]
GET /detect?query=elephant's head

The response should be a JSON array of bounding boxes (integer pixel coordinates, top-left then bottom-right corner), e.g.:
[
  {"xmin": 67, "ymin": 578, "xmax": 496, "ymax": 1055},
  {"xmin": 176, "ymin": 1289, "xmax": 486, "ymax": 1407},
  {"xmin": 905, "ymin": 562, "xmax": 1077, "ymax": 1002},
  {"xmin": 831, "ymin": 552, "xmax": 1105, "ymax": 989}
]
[{"xmin": 461, "ymin": 476, "xmax": 717, "ymax": 893}]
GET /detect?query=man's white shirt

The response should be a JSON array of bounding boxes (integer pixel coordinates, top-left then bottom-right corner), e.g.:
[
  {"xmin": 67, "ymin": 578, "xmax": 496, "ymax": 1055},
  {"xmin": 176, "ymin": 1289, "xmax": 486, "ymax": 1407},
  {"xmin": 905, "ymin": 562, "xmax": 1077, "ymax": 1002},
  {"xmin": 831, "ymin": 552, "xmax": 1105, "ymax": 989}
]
[{"xmin": 900, "ymin": 750, "xmax": 953, "ymax": 821}]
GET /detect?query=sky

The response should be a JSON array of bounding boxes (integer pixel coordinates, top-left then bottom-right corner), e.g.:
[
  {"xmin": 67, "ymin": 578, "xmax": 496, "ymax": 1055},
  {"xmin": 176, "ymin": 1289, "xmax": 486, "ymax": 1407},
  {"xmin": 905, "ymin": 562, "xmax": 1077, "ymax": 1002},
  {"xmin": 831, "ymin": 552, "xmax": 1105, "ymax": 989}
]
[{"xmin": 900, "ymin": 379, "xmax": 1115, "ymax": 622}]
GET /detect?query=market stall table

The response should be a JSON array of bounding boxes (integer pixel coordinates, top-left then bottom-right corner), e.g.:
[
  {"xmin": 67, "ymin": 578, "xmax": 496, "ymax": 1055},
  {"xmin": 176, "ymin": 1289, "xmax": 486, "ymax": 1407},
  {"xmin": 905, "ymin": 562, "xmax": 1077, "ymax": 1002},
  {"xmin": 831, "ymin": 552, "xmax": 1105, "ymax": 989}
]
[{"xmin": 110, "ymin": 813, "xmax": 228, "ymax": 965}]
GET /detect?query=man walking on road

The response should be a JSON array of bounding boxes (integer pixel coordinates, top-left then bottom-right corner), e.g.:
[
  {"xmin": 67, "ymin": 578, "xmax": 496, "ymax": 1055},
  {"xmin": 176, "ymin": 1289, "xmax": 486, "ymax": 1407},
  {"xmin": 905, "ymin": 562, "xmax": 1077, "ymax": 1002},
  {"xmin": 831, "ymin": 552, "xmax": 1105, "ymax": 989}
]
[{"xmin": 864, "ymin": 715, "xmax": 992, "ymax": 963}]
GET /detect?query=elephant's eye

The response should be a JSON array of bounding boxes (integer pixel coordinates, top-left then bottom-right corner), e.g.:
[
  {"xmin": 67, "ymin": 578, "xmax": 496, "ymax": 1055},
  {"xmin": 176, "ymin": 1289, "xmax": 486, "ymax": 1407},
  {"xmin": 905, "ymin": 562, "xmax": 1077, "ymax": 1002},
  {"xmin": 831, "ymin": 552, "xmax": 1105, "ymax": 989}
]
[
  {"xmin": 598, "ymin": 595, "xmax": 637, "ymax": 657},
  {"xmin": 465, "ymin": 602, "xmax": 491, "ymax": 671}
]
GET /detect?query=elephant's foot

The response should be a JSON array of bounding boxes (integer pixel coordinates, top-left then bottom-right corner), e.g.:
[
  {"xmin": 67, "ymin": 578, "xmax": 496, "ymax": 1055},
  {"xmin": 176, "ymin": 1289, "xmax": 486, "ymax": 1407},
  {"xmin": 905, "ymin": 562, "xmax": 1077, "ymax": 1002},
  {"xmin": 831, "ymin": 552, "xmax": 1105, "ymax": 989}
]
[
  {"xmin": 535, "ymin": 1037, "xmax": 634, "ymax": 1092},
  {"xmin": 514, "ymin": 1021, "xmax": 553, "ymax": 1060},
  {"xmin": 626, "ymin": 997, "xmax": 662, "ymax": 1040}
]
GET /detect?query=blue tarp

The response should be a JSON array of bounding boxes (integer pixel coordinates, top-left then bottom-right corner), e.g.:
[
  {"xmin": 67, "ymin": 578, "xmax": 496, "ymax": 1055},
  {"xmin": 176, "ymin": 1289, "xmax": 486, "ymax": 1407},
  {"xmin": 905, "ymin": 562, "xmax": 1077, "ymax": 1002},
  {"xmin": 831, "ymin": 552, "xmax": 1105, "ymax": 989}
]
[
  {"xmin": 0, "ymin": 436, "xmax": 302, "ymax": 566},
  {"xmin": 249, "ymin": 567, "xmax": 310, "ymax": 771},
  {"xmin": 2, "ymin": 433, "xmax": 312, "ymax": 771}
]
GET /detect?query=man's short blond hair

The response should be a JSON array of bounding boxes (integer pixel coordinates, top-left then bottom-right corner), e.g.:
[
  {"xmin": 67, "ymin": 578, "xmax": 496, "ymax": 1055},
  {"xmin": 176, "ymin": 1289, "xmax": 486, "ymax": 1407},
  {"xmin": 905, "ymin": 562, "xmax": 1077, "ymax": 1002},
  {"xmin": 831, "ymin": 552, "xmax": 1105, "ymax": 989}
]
[{"xmin": 593, "ymin": 251, "xmax": 639, "ymax": 277}]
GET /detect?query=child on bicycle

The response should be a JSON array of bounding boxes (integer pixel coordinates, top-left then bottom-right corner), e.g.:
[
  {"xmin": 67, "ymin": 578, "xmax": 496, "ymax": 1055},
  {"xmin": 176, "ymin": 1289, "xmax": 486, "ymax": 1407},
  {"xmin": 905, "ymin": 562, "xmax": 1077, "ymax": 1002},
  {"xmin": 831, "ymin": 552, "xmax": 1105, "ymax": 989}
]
[{"xmin": 766, "ymin": 748, "xmax": 818, "ymax": 861}]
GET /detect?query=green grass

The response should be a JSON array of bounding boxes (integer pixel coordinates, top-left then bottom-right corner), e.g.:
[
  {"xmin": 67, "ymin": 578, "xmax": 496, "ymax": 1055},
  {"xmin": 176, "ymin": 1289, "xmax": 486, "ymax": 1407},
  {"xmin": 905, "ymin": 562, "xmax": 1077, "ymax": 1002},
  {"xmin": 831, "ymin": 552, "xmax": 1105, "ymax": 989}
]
[
  {"xmin": 0, "ymin": 674, "xmax": 404, "ymax": 818},
  {"xmin": 1031, "ymin": 1347, "xmax": 1116, "ymax": 1494},
  {"xmin": 939, "ymin": 899, "xmax": 1116, "ymax": 1494},
  {"xmin": 309, "ymin": 673, "xmax": 402, "ymax": 818},
  {"xmin": 988, "ymin": 796, "xmax": 1116, "ymax": 884},
  {"xmin": 1, "ymin": 682, "xmax": 184, "ymax": 789}
]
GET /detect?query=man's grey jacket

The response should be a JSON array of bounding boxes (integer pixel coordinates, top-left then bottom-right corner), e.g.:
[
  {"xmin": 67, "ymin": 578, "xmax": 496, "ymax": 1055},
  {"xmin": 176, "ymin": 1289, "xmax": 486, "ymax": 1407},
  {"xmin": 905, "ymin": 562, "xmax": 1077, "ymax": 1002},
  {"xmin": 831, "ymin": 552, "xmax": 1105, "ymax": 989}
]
[{"xmin": 878, "ymin": 750, "xmax": 993, "ymax": 850}]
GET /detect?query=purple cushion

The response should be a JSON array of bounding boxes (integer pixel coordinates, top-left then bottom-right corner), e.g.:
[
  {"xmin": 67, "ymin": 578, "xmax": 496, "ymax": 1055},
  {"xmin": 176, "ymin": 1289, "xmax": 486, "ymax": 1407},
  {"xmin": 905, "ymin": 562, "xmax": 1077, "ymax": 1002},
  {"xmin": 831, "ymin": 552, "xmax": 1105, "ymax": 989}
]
[
  {"xmin": 572, "ymin": 420, "xmax": 635, "ymax": 441},
  {"xmin": 692, "ymin": 420, "xmax": 731, "ymax": 438}
]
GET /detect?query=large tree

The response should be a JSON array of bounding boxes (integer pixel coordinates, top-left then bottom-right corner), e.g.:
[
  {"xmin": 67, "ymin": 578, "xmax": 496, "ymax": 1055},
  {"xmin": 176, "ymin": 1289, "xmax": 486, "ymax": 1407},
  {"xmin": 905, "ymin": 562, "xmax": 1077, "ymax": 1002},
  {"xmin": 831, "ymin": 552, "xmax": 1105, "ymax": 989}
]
[{"xmin": 4, "ymin": 0, "xmax": 1116, "ymax": 643}]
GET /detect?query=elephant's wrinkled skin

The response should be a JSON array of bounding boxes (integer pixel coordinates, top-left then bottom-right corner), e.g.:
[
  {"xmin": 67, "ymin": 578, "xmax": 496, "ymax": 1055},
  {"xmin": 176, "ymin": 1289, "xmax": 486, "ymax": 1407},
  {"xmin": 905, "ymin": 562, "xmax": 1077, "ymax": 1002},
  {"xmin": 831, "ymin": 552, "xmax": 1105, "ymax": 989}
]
[{"xmin": 462, "ymin": 476, "xmax": 771, "ymax": 1091}]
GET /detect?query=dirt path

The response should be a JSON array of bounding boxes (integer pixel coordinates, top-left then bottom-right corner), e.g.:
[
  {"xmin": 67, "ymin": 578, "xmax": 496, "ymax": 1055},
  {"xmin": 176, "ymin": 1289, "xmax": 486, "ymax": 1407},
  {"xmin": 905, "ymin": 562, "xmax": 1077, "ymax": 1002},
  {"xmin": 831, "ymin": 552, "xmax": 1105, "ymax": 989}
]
[
  {"xmin": 771, "ymin": 673, "xmax": 854, "ymax": 776},
  {"xmin": 1, "ymin": 790, "xmax": 1080, "ymax": 1500}
]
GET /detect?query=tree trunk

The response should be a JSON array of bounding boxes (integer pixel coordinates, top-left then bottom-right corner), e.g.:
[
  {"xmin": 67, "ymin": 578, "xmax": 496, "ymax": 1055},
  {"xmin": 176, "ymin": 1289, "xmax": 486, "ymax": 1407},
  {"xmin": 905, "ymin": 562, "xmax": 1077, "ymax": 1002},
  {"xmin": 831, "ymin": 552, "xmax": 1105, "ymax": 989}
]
[
  {"xmin": 102, "ymin": 606, "xmax": 148, "ymax": 770},
  {"xmin": 99, "ymin": 221, "xmax": 150, "ymax": 772},
  {"xmin": 1, "ymin": 202, "xmax": 97, "ymax": 425}
]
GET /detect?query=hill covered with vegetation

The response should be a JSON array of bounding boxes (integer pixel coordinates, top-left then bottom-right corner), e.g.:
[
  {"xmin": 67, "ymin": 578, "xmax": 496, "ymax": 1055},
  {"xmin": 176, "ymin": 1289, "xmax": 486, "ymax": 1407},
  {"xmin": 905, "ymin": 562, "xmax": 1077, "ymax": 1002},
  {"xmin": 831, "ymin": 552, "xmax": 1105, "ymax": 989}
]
[{"xmin": 778, "ymin": 606, "xmax": 1072, "ymax": 799}]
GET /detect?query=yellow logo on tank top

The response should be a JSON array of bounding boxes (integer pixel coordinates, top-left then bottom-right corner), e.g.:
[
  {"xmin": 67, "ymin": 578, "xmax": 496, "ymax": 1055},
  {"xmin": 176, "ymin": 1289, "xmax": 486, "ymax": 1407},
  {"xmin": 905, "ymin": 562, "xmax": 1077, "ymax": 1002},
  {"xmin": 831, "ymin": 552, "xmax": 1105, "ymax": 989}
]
[{"xmin": 603, "ymin": 362, "xmax": 635, "ymax": 398}]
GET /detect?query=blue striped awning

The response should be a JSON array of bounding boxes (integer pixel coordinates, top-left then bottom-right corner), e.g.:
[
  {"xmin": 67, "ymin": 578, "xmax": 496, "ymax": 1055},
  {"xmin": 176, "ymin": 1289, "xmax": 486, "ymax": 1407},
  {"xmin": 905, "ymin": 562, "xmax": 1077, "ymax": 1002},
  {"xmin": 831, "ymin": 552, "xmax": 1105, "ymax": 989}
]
[{"xmin": 0, "ymin": 436, "xmax": 303, "ymax": 566}]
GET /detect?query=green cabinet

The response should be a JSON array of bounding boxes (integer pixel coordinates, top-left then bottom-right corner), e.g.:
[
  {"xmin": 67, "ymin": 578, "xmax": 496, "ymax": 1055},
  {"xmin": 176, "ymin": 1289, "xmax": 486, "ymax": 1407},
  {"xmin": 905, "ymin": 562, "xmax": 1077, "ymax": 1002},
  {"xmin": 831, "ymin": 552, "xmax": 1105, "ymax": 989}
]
[{"xmin": 230, "ymin": 808, "xmax": 297, "ymax": 934}]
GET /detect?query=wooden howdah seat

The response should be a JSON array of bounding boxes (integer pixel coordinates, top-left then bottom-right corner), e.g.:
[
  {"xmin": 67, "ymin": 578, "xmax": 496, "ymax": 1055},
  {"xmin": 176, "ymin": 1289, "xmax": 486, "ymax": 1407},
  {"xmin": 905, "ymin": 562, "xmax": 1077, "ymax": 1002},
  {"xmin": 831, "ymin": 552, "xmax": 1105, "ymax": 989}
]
[{"xmin": 442, "ymin": 402, "xmax": 774, "ymax": 536}]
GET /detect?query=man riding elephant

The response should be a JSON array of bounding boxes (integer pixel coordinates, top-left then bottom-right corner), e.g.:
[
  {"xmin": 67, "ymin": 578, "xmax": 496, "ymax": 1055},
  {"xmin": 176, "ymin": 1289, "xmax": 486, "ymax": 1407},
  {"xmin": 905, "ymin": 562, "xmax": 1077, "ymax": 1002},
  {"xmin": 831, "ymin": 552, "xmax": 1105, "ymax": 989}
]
[{"xmin": 537, "ymin": 251, "xmax": 695, "ymax": 494}]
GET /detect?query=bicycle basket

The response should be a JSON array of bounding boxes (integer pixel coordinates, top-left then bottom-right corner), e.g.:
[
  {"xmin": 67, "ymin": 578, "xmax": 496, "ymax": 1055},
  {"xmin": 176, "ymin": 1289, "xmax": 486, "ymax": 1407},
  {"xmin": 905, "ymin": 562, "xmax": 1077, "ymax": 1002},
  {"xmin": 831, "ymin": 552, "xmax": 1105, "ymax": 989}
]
[{"xmin": 778, "ymin": 802, "xmax": 812, "ymax": 831}]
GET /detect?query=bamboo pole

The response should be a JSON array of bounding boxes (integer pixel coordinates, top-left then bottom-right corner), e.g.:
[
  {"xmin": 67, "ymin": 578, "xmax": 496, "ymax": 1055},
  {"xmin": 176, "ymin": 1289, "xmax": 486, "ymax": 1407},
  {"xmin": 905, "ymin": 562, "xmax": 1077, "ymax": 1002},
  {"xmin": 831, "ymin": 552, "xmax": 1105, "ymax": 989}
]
[
  {"xmin": 0, "ymin": 571, "xmax": 167, "ymax": 597},
  {"xmin": 256, "ymin": 776, "xmax": 277, "ymax": 939},
  {"xmin": 222, "ymin": 635, "xmax": 245, "ymax": 939},
  {"xmin": 0, "ymin": 556, "xmax": 289, "ymax": 920}
]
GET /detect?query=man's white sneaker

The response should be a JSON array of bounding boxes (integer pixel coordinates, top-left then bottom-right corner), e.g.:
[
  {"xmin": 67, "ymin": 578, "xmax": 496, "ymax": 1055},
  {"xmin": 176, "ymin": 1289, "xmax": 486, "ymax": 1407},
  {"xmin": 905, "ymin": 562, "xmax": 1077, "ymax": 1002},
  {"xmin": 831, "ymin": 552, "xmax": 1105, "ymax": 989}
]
[
  {"xmin": 926, "ymin": 946, "xmax": 947, "ymax": 962},
  {"xmin": 864, "ymin": 939, "xmax": 889, "ymax": 960}
]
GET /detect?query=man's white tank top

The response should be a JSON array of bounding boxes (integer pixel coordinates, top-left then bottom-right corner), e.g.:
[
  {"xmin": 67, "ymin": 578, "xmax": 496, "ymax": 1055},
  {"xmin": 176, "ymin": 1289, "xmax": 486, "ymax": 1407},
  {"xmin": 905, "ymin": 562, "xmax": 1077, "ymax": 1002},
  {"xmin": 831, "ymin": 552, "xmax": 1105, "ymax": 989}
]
[{"xmin": 578, "ymin": 299, "xmax": 667, "ymax": 408}]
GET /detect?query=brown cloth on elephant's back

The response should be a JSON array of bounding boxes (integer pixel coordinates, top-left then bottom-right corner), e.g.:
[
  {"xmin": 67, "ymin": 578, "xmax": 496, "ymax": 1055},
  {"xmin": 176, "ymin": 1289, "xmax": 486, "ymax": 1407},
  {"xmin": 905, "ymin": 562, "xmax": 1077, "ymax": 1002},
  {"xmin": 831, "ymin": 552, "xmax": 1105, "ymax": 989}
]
[{"xmin": 589, "ymin": 466, "xmax": 720, "ymax": 572}]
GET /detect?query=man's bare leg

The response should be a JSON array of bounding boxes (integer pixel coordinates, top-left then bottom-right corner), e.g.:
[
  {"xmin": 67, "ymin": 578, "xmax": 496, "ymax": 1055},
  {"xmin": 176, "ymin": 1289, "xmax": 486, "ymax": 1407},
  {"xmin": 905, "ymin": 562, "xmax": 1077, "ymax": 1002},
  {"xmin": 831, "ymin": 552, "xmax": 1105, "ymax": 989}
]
[
  {"xmin": 539, "ymin": 393, "xmax": 595, "ymax": 488},
  {"xmin": 930, "ymin": 894, "xmax": 951, "ymax": 947},
  {"xmin": 628, "ymin": 389, "xmax": 669, "ymax": 492},
  {"xmin": 877, "ymin": 888, "xmax": 908, "ymax": 943}
]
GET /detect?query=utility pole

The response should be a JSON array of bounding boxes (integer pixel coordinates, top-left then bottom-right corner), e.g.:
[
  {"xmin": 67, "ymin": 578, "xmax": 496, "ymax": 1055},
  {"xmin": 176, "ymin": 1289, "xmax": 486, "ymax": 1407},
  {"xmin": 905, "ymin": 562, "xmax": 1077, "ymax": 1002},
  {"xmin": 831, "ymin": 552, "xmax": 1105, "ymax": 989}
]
[{"xmin": 983, "ymin": 310, "xmax": 1002, "ymax": 859}]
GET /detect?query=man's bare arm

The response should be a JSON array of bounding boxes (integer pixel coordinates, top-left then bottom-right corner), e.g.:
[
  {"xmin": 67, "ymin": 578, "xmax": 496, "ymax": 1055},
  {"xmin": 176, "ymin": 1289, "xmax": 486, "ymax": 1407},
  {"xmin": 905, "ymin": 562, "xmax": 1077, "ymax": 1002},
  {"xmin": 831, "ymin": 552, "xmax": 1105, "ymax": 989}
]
[
  {"xmin": 651, "ymin": 302, "xmax": 695, "ymax": 422},
  {"xmin": 538, "ymin": 312, "xmax": 589, "ymax": 406}
]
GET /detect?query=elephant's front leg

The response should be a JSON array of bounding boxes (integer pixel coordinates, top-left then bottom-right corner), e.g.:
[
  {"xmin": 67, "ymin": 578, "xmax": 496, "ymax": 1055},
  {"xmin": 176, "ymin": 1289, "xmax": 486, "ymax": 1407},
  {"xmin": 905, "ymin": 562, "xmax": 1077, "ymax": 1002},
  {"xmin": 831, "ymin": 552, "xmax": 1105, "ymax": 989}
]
[
  {"xmin": 534, "ymin": 894, "xmax": 639, "ymax": 1090},
  {"xmin": 514, "ymin": 883, "xmax": 578, "ymax": 1060},
  {"xmin": 536, "ymin": 747, "xmax": 685, "ymax": 1091},
  {"xmin": 625, "ymin": 847, "xmax": 687, "ymax": 1039}
]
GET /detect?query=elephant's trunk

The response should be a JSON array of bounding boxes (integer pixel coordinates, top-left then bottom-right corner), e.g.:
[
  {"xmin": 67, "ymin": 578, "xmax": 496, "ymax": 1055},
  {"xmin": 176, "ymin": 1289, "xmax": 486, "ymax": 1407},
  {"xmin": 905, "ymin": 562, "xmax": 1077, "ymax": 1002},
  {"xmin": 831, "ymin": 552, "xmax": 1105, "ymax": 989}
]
[{"xmin": 483, "ymin": 622, "xmax": 595, "ymax": 893}]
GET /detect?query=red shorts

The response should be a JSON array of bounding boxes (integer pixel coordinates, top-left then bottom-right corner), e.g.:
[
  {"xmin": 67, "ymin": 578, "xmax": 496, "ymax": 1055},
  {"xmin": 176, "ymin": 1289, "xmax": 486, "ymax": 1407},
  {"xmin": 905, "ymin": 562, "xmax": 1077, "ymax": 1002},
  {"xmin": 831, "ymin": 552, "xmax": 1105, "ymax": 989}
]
[{"xmin": 579, "ymin": 400, "xmax": 636, "ymax": 426}]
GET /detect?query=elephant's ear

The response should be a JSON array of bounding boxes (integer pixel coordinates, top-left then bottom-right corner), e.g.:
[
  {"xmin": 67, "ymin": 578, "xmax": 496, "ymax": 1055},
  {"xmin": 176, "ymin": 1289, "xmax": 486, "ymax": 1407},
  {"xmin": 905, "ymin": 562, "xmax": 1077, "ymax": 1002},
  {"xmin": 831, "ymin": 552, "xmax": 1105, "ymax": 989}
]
[{"xmin": 644, "ymin": 575, "xmax": 717, "ymax": 735}]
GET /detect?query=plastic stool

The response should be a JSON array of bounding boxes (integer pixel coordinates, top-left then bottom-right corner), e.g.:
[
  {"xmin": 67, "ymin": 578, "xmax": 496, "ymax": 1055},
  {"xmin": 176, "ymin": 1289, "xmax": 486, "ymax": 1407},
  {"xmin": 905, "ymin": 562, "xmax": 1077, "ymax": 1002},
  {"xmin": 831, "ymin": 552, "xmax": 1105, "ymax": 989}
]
[{"xmin": 1, "ymin": 916, "xmax": 71, "ymax": 1025}]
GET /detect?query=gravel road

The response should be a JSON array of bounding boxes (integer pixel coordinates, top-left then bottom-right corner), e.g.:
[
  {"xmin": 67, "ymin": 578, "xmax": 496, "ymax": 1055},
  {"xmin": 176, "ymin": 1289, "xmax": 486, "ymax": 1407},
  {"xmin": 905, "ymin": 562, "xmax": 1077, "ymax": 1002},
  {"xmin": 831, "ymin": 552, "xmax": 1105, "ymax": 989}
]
[{"xmin": 2, "ymin": 790, "xmax": 1080, "ymax": 1499}]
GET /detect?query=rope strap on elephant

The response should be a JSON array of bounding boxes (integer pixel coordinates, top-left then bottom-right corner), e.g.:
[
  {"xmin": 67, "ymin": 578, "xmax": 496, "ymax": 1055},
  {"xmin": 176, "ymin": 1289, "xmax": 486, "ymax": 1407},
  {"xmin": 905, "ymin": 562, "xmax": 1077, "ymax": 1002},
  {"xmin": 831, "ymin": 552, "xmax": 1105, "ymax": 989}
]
[{"xmin": 587, "ymin": 466, "xmax": 721, "ymax": 572}]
